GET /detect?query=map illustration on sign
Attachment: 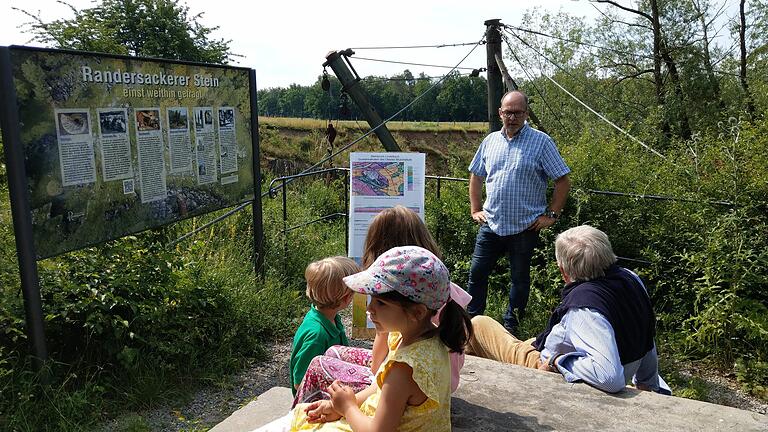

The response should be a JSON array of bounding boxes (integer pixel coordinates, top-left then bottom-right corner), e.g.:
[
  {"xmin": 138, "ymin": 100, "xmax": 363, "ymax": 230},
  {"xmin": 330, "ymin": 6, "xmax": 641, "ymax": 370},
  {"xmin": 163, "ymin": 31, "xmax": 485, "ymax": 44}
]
[
  {"xmin": 347, "ymin": 153, "xmax": 425, "ymax": 261},
  {"xmin": 351, "ymin": 162, "xmax": 405, "ymax": 196}
]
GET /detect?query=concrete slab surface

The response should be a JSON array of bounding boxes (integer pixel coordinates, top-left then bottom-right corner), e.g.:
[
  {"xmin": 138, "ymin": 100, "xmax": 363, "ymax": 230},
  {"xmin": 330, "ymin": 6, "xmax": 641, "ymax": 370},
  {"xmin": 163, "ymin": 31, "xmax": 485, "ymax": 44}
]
[
  {"xmin": 212, "ymin": 355, "xmax": 768, "ymax": 431},
  {"xmin": 210, "ymin": 386, "xmax": 292, "ymax": 432},
  {"xmin": 453, "ymin": 355, "xmax": 767, "ymax": 431}
]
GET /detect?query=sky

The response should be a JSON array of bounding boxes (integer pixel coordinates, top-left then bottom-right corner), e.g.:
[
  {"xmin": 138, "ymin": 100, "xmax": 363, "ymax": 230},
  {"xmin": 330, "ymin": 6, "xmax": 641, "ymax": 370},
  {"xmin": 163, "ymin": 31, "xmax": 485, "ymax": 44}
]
[
  {"xmin": 0, "ymin": 0, "xmax": 608, "ymax": 89},
  {"xmin": 0, "ymin": 0, "xmax": 739, "ymax": 90}
]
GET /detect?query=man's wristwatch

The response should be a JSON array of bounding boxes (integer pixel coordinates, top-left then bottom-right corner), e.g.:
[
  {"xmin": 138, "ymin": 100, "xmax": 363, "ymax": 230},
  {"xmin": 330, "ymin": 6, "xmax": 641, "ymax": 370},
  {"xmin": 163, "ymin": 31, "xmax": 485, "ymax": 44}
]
[
  {"xmin": 548, "ymin": 354, "xmax": 562, "ymax": 373},
  {"xmin": 544, "ymin": 208, "xmax": 560, "ymax": 219}
]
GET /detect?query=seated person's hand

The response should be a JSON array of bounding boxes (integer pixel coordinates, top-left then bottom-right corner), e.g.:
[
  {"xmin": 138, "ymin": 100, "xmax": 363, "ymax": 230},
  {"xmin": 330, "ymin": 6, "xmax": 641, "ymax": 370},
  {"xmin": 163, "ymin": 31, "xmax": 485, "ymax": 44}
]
[
  {"xmin": 305, "ymin": 399, "xmax": 341, "ymax": 423},
  {"xmin": 537, "ymin": 357, "xmax": 558, "ymax": 373},
  {"xmin": 328, "ymin": 380, "xmax": 357, "ymax": 414}
]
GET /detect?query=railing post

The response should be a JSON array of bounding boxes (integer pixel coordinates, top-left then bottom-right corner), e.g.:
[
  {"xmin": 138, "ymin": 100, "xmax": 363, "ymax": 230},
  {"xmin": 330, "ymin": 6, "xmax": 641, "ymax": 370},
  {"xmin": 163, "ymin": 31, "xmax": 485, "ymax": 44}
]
[
  {"xmin": 344, "ymin": 169, "xmax": 349, "ymax": 256},
  {"xmin": 436, "ymin": 177, "xmax": 442, "ymax": 243}
]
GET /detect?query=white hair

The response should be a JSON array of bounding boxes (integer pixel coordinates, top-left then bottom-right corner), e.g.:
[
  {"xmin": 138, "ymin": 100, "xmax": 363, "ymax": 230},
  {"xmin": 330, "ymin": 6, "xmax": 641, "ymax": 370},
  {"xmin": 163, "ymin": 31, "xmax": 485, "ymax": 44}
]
[{"xmin": 555, "ymin": 225, "xmax": 617, "ymax": 282}]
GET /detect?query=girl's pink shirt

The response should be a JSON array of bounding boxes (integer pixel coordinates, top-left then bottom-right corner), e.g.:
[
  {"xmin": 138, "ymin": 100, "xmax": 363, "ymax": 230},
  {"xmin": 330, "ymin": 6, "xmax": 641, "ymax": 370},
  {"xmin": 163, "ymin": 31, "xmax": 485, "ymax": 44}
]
[{"xmin": 431, "ymin": 282, "xmax": 472, "ymax": 392}]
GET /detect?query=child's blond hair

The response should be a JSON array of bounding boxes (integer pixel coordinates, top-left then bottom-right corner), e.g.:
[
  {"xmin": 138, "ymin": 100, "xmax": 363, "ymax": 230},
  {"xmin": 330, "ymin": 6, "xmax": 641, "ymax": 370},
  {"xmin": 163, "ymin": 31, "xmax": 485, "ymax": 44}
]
[{"xmin": 305, "ymin": 256, "xmax": 360, "ymax": 309}]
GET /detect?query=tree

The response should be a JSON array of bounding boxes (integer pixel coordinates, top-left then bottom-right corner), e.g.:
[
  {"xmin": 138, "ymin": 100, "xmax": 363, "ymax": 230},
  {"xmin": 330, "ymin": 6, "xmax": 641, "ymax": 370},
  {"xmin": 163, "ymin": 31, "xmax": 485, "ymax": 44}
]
[
  {"xmin": 278, "ymin": 84, "xmax": 307, "ymax": 118},
  {"xmin": 691, "ymin": 0, "xmax": 725, "ymax": 109},
  {"xmin": 739, "ymin": 0, "xmax": 755, "ymax": 116},
  {"xmin": 590, "ymin": 0, "xmax": 694, "ymax": 141},
  {"xmin": 257, "ymin": 88, "xmax": 280, "ymax": 116},
  {"xmin": 303, "ymin": 75, "xmax": 342, "ymax": 120},
  {"xmin": 17, "ymin": 0, "xmax": 231, "ymax": 64},
  {"xmin": 411, "ymin": 73, "xmax": 440, "ymax": 120},
  {"xmin": 436, "ymin": 73, "xmax": 486, "ymax": 121}
]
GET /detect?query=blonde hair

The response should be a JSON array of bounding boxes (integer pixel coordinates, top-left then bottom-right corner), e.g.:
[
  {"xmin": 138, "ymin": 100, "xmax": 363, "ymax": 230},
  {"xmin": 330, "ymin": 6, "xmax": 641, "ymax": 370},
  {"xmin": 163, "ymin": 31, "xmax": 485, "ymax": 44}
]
[
  {"xmin": 305, "ymin": 256, "xmax": 360, "ymax": 309},
  {"xmin": 555, "ymin": 225, "xmax": 617, "ymax": 282},
  {"xmin": 361, "ymin": 205, "xmax": 441, "ymax": 268}
]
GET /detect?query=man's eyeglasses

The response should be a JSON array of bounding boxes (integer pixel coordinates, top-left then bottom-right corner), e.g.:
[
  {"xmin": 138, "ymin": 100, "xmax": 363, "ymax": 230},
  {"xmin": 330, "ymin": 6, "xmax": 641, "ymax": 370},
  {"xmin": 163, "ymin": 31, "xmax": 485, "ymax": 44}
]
[{"xmin": 500, "ymin": 110, "xmax": 527, "ymax": 119}]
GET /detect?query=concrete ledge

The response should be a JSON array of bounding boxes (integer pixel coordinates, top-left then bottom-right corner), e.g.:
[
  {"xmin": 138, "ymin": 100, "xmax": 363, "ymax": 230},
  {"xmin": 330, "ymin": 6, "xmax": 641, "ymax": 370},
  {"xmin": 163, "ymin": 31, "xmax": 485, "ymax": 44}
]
[
  {"xmin": 212, "ymin": 356, "xmax": 768, "ymax": 431},
  {"xmin": 210, "ymin": 386, "xmax": 292, "ymax": 432},
  {"xmin": 454, "ymin": 355, "xmax": 767, "ymax": 431}
]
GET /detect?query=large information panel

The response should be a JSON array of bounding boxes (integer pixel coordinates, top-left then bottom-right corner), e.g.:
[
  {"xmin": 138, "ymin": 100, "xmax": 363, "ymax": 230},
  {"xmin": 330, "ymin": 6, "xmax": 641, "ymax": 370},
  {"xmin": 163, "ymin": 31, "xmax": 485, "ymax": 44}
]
[{"xmin": 4, "ymin": 47, "xmax": 257, "ymax": 259}]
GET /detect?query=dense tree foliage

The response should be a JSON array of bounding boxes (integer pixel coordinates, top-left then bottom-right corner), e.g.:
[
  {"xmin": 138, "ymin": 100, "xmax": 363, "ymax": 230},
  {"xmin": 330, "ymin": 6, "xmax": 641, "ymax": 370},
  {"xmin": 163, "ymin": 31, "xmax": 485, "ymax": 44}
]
[
  {"xmin": 16, "ymin": 0, "xmax": 232, "ymax": 63},
  {"xmin": 257, "ymin": 70, "xmax": 488, "ymax": 122},
  {"xmin": 508, "ymin": 1, "xmax": 766, "ymax": 145}
]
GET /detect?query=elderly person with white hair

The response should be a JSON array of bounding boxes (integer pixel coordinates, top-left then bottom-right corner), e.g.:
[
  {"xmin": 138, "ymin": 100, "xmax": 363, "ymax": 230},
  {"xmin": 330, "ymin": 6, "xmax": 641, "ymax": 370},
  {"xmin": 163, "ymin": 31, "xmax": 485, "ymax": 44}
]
[{"xmin": 466, "ymin": 225, "xmax": 670, "ymax": 394}]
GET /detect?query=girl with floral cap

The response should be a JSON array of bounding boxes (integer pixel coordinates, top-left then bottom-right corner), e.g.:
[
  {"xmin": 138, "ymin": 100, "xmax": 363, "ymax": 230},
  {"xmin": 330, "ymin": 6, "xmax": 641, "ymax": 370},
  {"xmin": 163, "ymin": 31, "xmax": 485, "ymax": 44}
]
[{"xmin": 291, "ymin": 245, "xmax": 473, "ymax": 431}]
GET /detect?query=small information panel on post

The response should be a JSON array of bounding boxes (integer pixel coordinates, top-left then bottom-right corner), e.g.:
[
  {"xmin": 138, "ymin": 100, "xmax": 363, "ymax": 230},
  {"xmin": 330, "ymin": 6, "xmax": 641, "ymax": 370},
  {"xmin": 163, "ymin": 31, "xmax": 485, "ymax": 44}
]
[
  {"xmin": 347, "ymin": 152, "xmax": 426, "ymax": 339},
  {"xmin": 2, "ymin": 46, "xmax": 258, "ymax": 259}
]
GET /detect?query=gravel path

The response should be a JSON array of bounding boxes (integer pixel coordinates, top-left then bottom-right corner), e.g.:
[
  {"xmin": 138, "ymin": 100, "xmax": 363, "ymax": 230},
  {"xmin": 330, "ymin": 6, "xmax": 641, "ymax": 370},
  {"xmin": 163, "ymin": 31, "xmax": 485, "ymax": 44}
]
[{"xmin": 96, "ymin": 309, "xmax": 766, "ymax": 431}]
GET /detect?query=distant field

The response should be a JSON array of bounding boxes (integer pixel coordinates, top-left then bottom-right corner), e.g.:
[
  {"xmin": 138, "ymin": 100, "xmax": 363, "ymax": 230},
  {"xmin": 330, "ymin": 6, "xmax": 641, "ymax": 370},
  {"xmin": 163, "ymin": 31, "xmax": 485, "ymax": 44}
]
[{"xmin": 260, "ymin": 116, "xmax": 488, "ymax": 133}]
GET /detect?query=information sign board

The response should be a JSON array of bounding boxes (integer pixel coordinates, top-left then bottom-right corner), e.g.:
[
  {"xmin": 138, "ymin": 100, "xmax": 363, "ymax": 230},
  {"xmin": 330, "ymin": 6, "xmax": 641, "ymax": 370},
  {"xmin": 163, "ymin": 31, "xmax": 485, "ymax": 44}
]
[{"xmin": 3, "ymin": 47, "xmax": 258, "ymax": 258}]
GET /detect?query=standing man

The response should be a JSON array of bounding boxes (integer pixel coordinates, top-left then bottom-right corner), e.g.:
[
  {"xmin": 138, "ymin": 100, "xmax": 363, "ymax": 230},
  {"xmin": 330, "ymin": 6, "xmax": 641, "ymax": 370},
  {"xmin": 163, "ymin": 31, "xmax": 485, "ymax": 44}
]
[{"xmin": 467, "ymin": 90, "xmax": 571, "ymax": 334}]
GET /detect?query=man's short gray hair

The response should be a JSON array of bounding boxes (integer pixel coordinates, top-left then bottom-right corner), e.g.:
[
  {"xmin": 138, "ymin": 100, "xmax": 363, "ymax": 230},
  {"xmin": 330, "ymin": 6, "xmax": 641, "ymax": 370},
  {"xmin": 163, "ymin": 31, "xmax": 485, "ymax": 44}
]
[{"xmin": 555, "ymin": 225, "xmax": 617, "ymax": 282}]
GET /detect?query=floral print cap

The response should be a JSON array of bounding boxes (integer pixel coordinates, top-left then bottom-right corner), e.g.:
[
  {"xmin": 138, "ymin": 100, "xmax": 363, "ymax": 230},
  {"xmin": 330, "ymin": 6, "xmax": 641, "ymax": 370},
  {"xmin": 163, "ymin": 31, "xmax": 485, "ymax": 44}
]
[{"xmin": 343, "ymin": 246, "xmax": 450, "ymax": 310}]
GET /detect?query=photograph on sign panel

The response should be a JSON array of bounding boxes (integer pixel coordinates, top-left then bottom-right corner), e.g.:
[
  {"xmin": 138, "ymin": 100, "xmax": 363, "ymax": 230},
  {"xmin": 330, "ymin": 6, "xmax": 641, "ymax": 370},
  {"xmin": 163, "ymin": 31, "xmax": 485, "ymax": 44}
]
[
  {"xmin": 57, "ymin": 111, "xmax": 90, "ymax": 136},
  {"xmin": 98, "ymin": 111, "xmax": 127, "ymax": 135},
  {"xmin": 168, "ymin": 108, "xmax": 189, "ymax": 130},
  {"xmin": 218, "ymin": 107, "xmax": 234, "ymax": 128},
  {"xmin": 136, "ymin": 109, "xmax": 161, "ymax": 131}
]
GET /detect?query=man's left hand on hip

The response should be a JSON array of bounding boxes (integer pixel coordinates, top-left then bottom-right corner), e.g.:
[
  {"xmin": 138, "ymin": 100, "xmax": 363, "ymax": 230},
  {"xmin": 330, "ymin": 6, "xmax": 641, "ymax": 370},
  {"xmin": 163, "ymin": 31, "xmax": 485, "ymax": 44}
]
[{"xmin": 528, "ymin": 215, "xmax": 557, "ymax": 231}]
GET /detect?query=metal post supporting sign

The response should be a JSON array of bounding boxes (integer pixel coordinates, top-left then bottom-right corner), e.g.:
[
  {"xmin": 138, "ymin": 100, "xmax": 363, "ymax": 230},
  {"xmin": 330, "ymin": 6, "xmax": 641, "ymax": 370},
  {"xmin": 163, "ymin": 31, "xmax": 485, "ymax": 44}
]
[{"xmin": 0, "ymin": 46, "xmax": 48, "ymax": 368}]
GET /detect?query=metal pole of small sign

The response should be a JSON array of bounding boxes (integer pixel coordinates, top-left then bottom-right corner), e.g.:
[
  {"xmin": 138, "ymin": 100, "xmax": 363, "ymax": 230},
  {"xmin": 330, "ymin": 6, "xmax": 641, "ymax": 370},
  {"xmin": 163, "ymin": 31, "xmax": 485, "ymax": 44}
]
[{"xmin": 249, "ymin": 69, "xmax": 265, "ymax": 275}]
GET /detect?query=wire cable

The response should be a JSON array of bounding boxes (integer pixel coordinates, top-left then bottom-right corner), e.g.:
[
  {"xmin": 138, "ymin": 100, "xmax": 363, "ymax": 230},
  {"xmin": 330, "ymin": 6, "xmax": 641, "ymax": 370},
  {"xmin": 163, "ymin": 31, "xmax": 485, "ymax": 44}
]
[
  {"xmin": 504, "ymin": 24, "xmax": 656, "ymax": 60},
  {"xmin": 502, "ymin": 34, "xmax": 569, "ymax": 133},
  {"xmin": 512, "ymin": 15, "xmax": 741, "ymax": 78},
  {"xmin": 505, "ymin": 28, "xmax": 666, "ymax": 159},
  {"xmin": 266, "ymin": 36, "xmax": 487, "ymax": 196},
  {"xmin": 363, "ymin": 72, "xmax": 474, "ymax": 82},
  {"xmin": 351, "ymin": 56, "xmax": 477, "ymax": 70},
  {"xmin": 542, "ymin": 73, "xmax": 665, "ymax": 158},
  {"xmin": 506, "ymin": 27, "xmax": 647, "ymax": 116},
  {"xmin": 349, "ymin": 41, "xmax": 481, "ymax": 50},
  {"xmin": 504, "ymin": 27, "xmax": 647, "ymax": 119}
]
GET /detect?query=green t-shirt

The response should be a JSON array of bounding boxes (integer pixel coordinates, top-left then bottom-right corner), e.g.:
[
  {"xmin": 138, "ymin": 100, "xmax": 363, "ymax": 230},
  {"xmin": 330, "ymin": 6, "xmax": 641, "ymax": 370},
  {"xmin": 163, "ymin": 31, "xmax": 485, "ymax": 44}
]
[{"xmin": 289, "ymin": 306, "xmax": 349, "ymax": 394}]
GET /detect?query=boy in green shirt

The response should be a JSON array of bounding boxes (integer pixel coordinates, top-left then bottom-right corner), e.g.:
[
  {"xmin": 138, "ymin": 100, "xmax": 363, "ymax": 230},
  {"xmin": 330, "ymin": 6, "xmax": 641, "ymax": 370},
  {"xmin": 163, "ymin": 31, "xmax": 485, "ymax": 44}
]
[{"xmin": 289, "ymin": 257, "xmax": 360, "ymax": 394}]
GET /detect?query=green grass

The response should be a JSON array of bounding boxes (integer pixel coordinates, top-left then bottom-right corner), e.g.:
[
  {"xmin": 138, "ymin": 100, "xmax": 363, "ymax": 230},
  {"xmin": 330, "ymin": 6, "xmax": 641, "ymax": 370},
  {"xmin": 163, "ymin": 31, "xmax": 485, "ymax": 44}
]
[{"xmin": 260, "ymin": 116, "xmax": 488, "ymax": 133}]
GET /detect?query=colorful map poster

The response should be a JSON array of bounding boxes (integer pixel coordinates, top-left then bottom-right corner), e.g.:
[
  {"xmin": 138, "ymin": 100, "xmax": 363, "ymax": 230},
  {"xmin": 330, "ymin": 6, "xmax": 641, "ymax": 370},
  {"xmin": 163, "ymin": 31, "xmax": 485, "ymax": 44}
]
[{"xmin": 348, "ymin": 152, "xmax": 425, "ymax": 338}]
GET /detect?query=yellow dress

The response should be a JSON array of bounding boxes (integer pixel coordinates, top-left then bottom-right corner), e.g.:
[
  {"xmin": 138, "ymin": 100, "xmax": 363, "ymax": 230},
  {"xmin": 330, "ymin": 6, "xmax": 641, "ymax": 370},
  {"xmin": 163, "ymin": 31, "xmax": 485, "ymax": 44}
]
[{"xmin": 290, "ymin": 332, "xmax": 451, "ymax": 431}]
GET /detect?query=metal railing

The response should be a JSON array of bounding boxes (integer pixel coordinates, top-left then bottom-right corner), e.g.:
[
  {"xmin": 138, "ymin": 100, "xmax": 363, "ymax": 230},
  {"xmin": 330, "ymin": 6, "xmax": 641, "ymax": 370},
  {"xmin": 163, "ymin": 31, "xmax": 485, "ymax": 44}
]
[
  {"xmin": 264, "ymin": 168, "xmax": 736, "ymax": 272},
  {"xmin": 168, "ymin": 164, "xmax": 738, "ymax": 276},
  {"xmin": 268, "ymin": 168, "xmax": 349, "ymax": 275}
]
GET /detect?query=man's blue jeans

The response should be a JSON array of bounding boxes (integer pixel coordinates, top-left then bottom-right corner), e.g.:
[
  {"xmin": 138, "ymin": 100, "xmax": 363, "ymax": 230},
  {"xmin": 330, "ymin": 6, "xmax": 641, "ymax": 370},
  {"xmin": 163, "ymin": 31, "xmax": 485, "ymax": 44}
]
[{"xmin": 466, "ymin": 224, "xmax": 539, "ymax": 332}]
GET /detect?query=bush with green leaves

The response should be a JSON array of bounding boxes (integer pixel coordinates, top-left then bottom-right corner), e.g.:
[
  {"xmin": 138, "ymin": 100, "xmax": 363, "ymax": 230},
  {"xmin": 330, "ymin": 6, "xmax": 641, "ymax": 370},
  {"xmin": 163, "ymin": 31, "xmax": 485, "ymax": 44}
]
[{"xmin": 0, "ymin": 198, "xmax": 305, "ymax": 430}]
